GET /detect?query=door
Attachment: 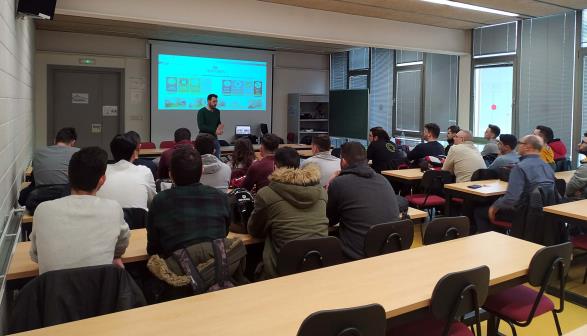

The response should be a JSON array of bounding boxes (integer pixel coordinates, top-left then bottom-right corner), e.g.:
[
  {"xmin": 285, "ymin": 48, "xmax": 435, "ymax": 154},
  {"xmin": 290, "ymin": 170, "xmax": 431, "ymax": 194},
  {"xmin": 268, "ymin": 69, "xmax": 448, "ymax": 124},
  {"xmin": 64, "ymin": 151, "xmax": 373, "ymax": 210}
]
[{"xmin": 49, "ymin": 67, "xmax": 123, "ymax": 158}]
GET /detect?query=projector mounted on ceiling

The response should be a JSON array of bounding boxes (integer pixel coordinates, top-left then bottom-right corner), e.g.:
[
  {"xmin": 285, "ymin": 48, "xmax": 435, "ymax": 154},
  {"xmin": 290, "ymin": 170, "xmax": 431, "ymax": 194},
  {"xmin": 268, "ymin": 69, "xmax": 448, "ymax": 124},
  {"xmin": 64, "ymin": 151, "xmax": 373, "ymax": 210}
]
[{"xmin": 16, "ymin": 0, "xmax": 57, "ymax": 20}]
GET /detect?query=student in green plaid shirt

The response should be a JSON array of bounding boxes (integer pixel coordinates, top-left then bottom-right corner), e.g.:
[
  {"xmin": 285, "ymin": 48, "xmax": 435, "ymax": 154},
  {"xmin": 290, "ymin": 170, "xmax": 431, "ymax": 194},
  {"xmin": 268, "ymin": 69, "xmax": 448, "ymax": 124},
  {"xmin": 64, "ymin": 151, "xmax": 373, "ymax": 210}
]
[{"xmin": 147, "ymin": 146, "xmax": 230, "ymax": 257}]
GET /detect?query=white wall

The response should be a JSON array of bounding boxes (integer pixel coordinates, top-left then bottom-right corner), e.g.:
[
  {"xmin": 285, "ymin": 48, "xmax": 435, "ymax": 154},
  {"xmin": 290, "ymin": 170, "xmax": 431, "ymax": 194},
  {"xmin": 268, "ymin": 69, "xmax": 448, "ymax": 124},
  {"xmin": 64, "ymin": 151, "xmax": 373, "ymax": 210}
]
[
  {"xmin": 55, "ymin": 0, "xmax": 470, "ymax": 55},
  {"xmin": 0, "ymin": 0, "xmax": 34, "ymax": 230},
  {"xmin": 35, "ymin": 30, "xmax": 149, "ymax": 148},
  {"xmin": 273, "ymin": 52, "xmax": 329, "ymax": 137},
  {"xmin": 35, "ymin": 31, "xmax": 330, "ymax": 145}
]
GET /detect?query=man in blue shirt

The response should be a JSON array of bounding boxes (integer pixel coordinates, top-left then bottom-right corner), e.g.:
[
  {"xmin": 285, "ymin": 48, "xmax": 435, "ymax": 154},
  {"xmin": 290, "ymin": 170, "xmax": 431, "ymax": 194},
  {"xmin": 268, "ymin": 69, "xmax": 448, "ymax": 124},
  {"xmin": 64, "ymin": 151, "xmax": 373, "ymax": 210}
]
[
  {"xmin": 475, "ymin": 135, "xmax": 555, "ymax": 233},
  {"xmin": 487, "ymin": 134, "xmax": 520, "ymax": 172}
]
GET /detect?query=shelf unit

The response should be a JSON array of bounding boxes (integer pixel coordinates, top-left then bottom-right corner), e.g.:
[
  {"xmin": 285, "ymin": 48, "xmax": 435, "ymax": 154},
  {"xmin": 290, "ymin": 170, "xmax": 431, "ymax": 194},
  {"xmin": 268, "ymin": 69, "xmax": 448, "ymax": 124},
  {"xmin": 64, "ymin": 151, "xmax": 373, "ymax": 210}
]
[{"xmin": 287, "ymin": 94, "xmax": 329, "ymax": 144}]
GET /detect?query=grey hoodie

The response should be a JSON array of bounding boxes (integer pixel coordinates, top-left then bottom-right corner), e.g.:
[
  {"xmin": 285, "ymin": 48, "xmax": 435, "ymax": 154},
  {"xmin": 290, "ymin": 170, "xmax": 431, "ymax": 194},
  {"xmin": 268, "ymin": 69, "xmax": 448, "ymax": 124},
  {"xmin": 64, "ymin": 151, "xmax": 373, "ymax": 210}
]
[
  {"xmin": 301, "ymin": 151, "xmax": 341, "ymax": 187},
  {"xmin": 200, "ymin": 154, "xmax": 231, "ymax": 192}
]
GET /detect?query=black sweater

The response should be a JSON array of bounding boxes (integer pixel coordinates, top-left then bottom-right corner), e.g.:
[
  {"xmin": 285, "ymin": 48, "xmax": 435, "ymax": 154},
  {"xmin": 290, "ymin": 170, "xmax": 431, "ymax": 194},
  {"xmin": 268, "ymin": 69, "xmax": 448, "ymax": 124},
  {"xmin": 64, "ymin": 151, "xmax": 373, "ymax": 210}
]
[{"xmin": 367, "ymin": 140, "xmax": 407, "ymax": 173}]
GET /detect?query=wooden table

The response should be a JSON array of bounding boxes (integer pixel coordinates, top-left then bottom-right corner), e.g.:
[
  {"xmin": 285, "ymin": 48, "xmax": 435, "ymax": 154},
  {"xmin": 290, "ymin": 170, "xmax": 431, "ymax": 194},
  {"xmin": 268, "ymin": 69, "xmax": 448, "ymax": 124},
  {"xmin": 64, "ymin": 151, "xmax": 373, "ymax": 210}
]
[
  {"xmin": 381, "ymin": 168, "xmax": 423, "ymax": 181},
  {"xmin": 139, "ymin": 144, "xmax": 312, "ymax": 157},
  {"xmin": 6, "ymin": 229, "xmax": 261, "ymax": 281},
  {"xmin": 543, "ymin": 199, "xmax": 587, "ymax": 245},
  {"xmin": 12, "ymin": 232, "xmax": 542, "ymax": 336},
  {"xmin": 555, "ymin": 170, "xmax": 575, "ymax": 184},
  {"xmin": 543, "ymin": 199, "xmax": 587, "ymax": 222},
  {"xmin": 443, "ymin": 179, "xmax": 508, "ymax": 217}
]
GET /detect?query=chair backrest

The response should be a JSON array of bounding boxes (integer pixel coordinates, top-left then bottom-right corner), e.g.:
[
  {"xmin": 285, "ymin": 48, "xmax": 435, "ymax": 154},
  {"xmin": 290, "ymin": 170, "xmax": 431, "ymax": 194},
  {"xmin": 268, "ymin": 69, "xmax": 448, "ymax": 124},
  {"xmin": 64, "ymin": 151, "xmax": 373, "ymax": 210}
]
[
  {"xmin": 555, "ymin": 179, "xmax": 566, "ymax": 197},
  {"xmin": 420, "ymin": 170, "xmax": 454, "ymax": 196},
  {"xmin": 471, "ymin": 168, "xmax": 499, "ymax": 181},
  {"xmin": 363, "ymin": 219, "xmax": 414, "ymax": 257},
  {"xmin": 514, "ymin": 183, "xmax": 560, "ymax": 244},
  {"xmin": 423, "ymin": 216, "xmax": 470, "ymax": 245},
  {"xmin": 123, "ymin": 208, "xmax": 148, "ymax": 230},
  {"xmin": 277, "ymin": 237, "xmax": 344, "ymax": 276},
  {"xmin": 9, "ymin": 265, "xmax": 146, "ymax": 333},
  {"xmin": 498, "ymin": 166, "xmax": 513, "ymax": 182},
  {"xmin": 140, "ymin": 142, "xmax": 156, "ymax": 149},
  {"xmin": 430, "ymin": 266, "xmax": 490, "ymax": 335},
  {"xmin": 554, "ymin": 158, "xmax": 571, "ymax": 172},
  {"xmin": 159, "ymin": 140, "xmax": 175, "ymax": 149},
  {"xmin": 528, "ymin": 242, "xmax": 573, "ymax": 287},
  {"xmin": 297, "ymin": 304, "xmax": 386, "ymax": 336}
]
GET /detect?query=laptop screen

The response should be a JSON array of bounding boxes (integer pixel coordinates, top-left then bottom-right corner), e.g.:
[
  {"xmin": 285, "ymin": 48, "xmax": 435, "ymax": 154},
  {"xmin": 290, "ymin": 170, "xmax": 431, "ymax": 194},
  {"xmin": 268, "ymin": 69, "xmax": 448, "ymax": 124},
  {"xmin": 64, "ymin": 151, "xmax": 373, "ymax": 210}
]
[{"xmin": 235, "ymin": 125, "xmax": 251, "ymax": 135}]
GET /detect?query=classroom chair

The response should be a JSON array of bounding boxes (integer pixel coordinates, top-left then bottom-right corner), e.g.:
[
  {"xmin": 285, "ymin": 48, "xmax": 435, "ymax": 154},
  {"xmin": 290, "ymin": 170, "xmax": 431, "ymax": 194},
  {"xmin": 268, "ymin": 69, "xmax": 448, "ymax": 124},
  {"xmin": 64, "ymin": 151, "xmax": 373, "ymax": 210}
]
[
  {"xmin": 405, "ymin": 170, "xmax": 454, "ymax": 218},
  {"xmin": 9, "ymin": 265, "xmax": 146, "ymax": 333},
  {"xmin": 471, "ymin": 168, "xmax": 499, "ymax": 181},
  {"xmin": 159, "ymin": 140, "xmax": 175, "ymax": 149},
  {"xmin": 483, "ymin": 242, "xmax": 573, "ymax": 336},
  {"xmin": 123, "ymin": 208, "xmax": 148, "ymax": 230},
  {"xmin": 422, "ymin": 216, "xmax": 470, "ymax": 245},
  {"xmin": 570, "ymin": 234, "xmax": 587, "ymax": 284},
  {"xmin": 363, "ymin": 219, "xmax": 414, "ymax": 257},
  {"xmin": 140, "ymin": 142, "xmax": 156, "ymax": 149},
  {"xmin": 277, "ymin": 237, "xmax": 344, "ymax": 276},
  {"xmin": 297, "ymin": 304, "xmax": 386, "ymax": 336},
  {"xmin": 389, "ymin": 265, "xmax": 489, "ymax": 336}
]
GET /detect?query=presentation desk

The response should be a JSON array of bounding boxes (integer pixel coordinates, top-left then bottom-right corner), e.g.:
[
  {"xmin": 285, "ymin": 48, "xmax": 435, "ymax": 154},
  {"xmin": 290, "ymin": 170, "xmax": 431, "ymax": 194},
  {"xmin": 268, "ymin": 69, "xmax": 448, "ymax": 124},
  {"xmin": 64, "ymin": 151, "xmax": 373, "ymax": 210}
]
[
  {"xmin": 12, "ymin": 208, "xmax": 427, "ymax": 281},
  {"xmin": 12, "ymin": 232, "xmax": 542, "ymax": 336},
  {"xmin": 139, "ymin": 143, "xmax": 312, "ymax": 157},
  {"xmin": 6, "ymin": 229, "xmax": 261, "ymax": 281}
]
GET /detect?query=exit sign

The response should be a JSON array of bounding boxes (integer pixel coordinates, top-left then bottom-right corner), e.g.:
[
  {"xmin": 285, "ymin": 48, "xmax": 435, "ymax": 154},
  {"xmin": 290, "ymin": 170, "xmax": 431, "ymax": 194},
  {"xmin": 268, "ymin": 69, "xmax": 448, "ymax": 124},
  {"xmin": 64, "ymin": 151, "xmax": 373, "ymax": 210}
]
[{"xmin": 79, "ymin": 58, "xmax": 95, "ymax": 65}]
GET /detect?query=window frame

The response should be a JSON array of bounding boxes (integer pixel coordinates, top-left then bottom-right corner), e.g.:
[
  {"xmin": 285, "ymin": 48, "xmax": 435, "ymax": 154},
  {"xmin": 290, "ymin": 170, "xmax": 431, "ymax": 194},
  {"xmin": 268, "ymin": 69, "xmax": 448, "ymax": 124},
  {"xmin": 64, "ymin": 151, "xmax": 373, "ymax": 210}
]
[{"xmin": 347, "ymin": 48, "xmax": 371, "ymax": 89}]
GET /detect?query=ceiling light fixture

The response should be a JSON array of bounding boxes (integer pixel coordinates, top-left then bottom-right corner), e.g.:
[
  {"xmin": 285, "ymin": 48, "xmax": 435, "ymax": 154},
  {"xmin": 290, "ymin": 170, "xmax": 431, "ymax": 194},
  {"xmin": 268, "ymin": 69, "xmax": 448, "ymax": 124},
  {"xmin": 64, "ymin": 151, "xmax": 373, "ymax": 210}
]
[{"xmin": 421, "ymin": 0, "xmax": 518, "ymax": 17}]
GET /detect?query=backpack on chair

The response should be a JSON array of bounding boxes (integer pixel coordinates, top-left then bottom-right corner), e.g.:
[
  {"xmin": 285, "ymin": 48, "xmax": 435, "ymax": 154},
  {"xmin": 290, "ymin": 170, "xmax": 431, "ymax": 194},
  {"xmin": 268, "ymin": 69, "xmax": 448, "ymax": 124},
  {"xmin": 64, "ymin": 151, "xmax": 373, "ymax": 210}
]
[{"xmin": 228, "ymin": 188, "xmax": 255, "ymax": 233}]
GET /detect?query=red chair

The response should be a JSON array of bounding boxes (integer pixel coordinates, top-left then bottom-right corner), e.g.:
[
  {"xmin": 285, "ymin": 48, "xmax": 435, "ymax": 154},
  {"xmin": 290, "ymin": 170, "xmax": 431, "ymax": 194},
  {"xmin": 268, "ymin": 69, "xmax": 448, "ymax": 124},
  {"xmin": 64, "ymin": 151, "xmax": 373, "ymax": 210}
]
[
  {"xmin": 390, "ymin": 265, "xmax": 489, "ymax": 336},
  {"xmin": 159, "ymin": 141, "xmax": 175, "ymax": 149},
  {"xmin": 405, "ymin": 170, "xmax": 454, "ymax": 218},
  {"xmin": 570, "ymin": 234, "xmax": 587, "ymax": 284},
  {"xmin": 140, "ymin": 142, "xmax": 156, "ymax": 149},
  {"xmin": 483, "ymin": 242, "xmax": 572, "ymax": 336}
]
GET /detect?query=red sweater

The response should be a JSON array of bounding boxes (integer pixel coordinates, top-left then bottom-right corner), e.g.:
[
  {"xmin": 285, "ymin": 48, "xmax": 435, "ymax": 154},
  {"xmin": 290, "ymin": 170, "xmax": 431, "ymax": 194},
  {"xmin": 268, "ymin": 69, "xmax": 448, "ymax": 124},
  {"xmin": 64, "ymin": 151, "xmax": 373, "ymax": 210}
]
[
  {"xmin": 241, "ymin": 155, "xmax": 276, "ymax": 193},
  {"xmin": 549, "ymin": 139, "xmax": 567, "ymax": 161},
  {"xmin": 157, "ymin": 140, "xmax": 194, "ymax": 179}
]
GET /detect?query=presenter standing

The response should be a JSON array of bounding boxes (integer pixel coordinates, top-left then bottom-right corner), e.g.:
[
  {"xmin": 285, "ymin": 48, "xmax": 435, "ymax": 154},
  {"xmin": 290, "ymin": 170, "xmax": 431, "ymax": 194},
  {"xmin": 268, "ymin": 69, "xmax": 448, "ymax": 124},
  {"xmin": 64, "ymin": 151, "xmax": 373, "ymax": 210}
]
[{"xmin": 197, "ymin": 94, "xmax": 223, "ymax": 158}]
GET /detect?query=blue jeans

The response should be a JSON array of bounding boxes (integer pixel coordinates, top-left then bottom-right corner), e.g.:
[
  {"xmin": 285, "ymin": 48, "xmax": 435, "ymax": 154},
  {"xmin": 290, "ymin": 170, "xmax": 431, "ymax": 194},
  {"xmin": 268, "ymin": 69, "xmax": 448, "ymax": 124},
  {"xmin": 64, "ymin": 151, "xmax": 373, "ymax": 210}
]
[{"xmin": 214, "ymin": 139, "xmax": 221, "ymax": 158}]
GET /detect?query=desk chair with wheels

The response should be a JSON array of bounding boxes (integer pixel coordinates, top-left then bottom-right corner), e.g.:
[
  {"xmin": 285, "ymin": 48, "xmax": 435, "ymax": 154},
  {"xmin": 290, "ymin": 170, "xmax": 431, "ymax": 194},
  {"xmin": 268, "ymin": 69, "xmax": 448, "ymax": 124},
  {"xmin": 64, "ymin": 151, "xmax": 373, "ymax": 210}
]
[
  {"xmin": 297, "ymin": 304, "xmax": 386, "ymax": 336},
  {"xmin": 363, "ymin": 219, "xmax": 414, "ymax": 257},
  {"xmin": 423, "ymin": 216, "xmax": 470, "ymax": 245},
  {"xmin": 483, "ymin": 242, "xmax": 573, "ymax": 336},
  {"xmin": 390, "ymin": 265, "xmax": 490, "ymax": 336},
  {"xmin": 277, "ymin": 237, "xmax": 344, "ymax": 276}
]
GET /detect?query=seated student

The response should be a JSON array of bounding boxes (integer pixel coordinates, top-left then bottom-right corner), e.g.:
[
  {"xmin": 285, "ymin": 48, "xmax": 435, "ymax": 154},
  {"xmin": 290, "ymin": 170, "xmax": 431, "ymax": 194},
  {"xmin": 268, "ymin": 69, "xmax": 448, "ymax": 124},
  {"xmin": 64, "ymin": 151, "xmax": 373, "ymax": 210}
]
[
  {"xmin": 407, "ymin": 123, "xmax": 445, "ymax": 167},
  {"xmin": 475, "ymin": 135, "xmax": 556, "ymax": 233},
  {"xmin": 96, "ymin": 134, "xmax": 156, "ymax": 210},
  {"xmin": 158, "ymin": 128, "xmax": 193, "ymax": 179},
  {"xmin": 125, "ymin": 131, "xmax": 158, "ymax": 179},
  {"xmin": 242, "ymin": 134, "xmax": 281, "ymax": 193},
  {"xmin": 442, "ymin": 130, "xmax": 486, "ymax": 182},
  {"xmin": 488, "ymin": 134, "xmax": 519, "ymax": 171},
  {"xmin": 533, "ymin": 125, "xmax": 556, "ymax": 169},
  {"xmin": 147, "ymin": 146, "xmax": 230, "ymax": 256},
  {"xmin": 30, "ymin": 147, "xmax": 130, "ymax": 274},
  {"xmin": 248, "ymin": 147, "xmax": 328, "ymax": 279},
  {"xmin": 32, "ymin": 127, "xmax": 79, "ymax": 185},
  {"xmin": 229, "ymin": 137, "xmax": 256, "ymax": 181},
  {"xmin": 566, "ymin": 136, "xmax": 587, "ymax": 199},
  {"xmin": 327, "ymin": 142, "xmax": 400, "ymax": 260},
  {"xmin": 445, "ymin": 125, "xmax": 460, "ymax": 155},
  {"xmin": 301, "ymin": 134, "xmax": 340, "ymax": 187},
  {"xmin": 367, "ymin": 127, "xmax": 406, "ymax": 174},
  {"xmin": 195, "ymin": 133, "xmax": 231, "ymax": 192},
  {"xmin": 481, "ymin": 124, "xmax": 501, "ymax": 157}
]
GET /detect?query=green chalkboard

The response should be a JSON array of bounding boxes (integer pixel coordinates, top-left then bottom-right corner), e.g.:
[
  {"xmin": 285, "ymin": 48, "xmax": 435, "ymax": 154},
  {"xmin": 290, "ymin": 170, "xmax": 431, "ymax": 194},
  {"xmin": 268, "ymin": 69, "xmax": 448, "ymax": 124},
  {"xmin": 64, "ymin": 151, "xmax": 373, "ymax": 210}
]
[{"xmin": 329, "ymin": 89, "xmax": 369, "ymax": 140}]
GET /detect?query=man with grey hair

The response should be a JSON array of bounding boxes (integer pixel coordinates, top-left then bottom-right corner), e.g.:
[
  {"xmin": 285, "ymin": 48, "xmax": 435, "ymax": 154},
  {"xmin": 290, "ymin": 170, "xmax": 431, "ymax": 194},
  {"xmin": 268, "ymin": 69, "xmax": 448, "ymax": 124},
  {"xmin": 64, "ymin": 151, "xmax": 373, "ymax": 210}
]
[
  {"xmin": 474, "ymin": 134, "xmax": 556, "ymax": 233},
  {"xmin": 442, "ymin": 129, "xmax": 486, "ymax": 182}
]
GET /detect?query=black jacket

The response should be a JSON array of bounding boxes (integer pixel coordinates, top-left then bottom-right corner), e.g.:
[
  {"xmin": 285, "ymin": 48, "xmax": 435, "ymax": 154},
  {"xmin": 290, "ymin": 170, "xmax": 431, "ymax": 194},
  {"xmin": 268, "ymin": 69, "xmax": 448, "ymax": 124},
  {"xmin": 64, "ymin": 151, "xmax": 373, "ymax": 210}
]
[
  {"xmin": 367, "ymin": 140, "xmax": 407, "ymax": 173},
  {"xmin": 10, "ymin": 265, "xmax": 146, "ymax": 333},
  {"xmin": 327, "ymin": 163, "xmax": 400, "ymax": 260}
]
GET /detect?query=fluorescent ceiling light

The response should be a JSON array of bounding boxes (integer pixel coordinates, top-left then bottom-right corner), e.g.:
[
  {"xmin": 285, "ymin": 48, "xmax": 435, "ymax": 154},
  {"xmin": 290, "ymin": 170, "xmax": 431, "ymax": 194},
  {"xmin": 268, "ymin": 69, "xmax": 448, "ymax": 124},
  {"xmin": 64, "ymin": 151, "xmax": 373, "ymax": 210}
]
[{"xmin": 421, "ymin": 0, "xmax": 518, "ymax": 17}]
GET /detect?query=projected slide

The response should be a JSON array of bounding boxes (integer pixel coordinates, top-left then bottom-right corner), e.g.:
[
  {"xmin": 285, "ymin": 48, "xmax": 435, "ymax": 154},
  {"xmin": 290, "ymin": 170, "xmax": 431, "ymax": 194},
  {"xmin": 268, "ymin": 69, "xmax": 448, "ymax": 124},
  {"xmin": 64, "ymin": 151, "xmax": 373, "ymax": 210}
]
[{"xmin": 158, "ymin": 54, "xmax": 267, "ymax": 111}]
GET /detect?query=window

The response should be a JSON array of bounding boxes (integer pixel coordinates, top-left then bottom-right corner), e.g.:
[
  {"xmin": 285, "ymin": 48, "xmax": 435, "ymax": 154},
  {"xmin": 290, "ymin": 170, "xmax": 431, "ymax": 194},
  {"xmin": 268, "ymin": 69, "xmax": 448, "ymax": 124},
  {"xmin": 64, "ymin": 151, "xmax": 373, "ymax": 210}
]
[
  {"xmin": 369, "ymin": 48, "xmax": 393, "ymax": 130},
  {"xmin": 473, "ymin": 22, "xmax": 517, "ymax": 58},
  {"xmin": 425, "ymin": 54, "xmax": 458, "ymax": 132},
  {"xmin": 395, "ymin": 69, "xmax": 422, "ymax": 132},
  {"xmin": 349, "ymin": 75, "xmax": 368, "ymax": 89},
  {"xmin": 330, "ymin": 52, "xmax": 347, "ymax": 90},
  {"xmin": 473, "ymin": 65, "xmax": 514, "ymax": 136},
  {"xmin": 349, "ymin": 48, "xmax": 369, "ymax": 70}
]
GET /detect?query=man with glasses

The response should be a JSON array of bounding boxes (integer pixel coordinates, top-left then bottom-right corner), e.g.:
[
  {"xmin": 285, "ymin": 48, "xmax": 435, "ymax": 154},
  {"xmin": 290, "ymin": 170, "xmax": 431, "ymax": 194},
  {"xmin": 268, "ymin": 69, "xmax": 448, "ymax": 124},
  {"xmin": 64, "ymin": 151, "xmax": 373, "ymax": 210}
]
[
  {"xmin": 565, "ymin": 133, "xmax": 587, "ymax": 199},
  {"xmin": 487, "ymin": 134, "xmax": 520, "ymax": 172},
  {"xmin": 474, "ymin": 135, "xmax": 555, "ymax": 233}
]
